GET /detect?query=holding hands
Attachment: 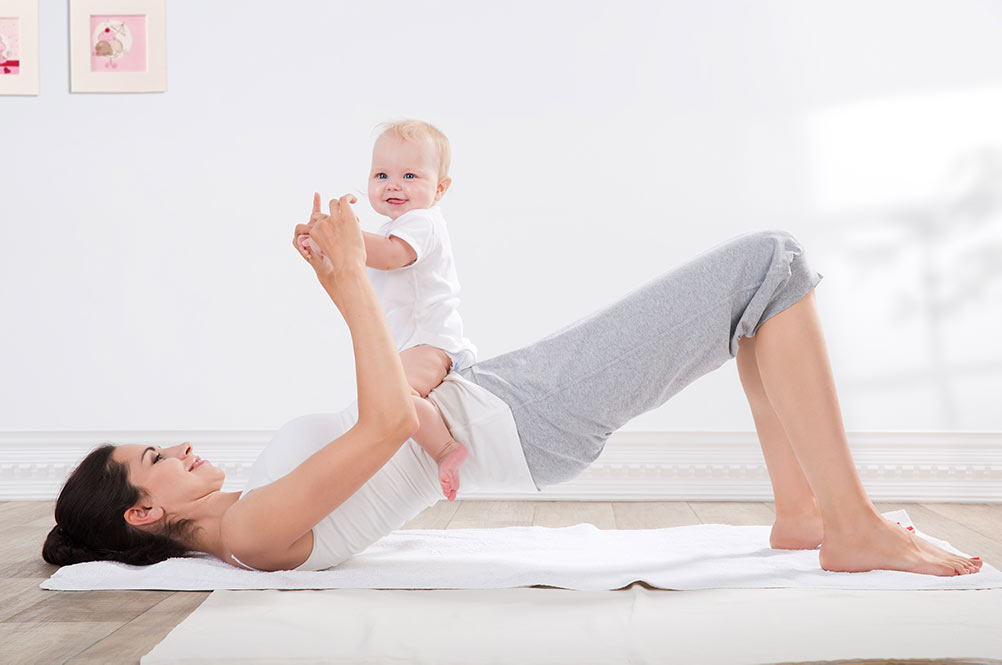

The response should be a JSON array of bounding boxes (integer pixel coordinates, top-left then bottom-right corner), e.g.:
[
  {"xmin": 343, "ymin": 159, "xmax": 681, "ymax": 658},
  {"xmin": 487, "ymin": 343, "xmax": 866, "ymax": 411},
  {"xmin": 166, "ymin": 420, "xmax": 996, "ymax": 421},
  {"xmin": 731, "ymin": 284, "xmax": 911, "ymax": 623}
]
[{"xmin": 293, "ymin": 192, "xmax": 367, "ymax": 285}]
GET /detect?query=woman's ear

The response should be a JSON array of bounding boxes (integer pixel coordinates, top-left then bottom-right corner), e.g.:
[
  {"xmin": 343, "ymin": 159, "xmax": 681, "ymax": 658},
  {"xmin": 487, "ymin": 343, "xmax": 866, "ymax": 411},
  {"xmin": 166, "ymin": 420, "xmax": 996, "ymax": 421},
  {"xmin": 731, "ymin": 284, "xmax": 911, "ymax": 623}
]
[
  {"xmin": 124, "ymin": 504, "xmax": 164, "ymax": 527},
  {"xmin": 434, "ymin": 177, "xmax": 452, "ymax": 202}
]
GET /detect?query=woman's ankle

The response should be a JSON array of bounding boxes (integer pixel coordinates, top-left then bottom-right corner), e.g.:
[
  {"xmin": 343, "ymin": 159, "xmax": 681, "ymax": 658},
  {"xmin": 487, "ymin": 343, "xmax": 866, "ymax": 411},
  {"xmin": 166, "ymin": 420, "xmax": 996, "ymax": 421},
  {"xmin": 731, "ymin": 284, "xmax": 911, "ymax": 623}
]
[
  {"xmin": 773, "ymin": 494, "xmax": 820, "ymax": 520},
  {"xmin": 817, "ymin": 499, "xmax": 884, "ymax": 536}
]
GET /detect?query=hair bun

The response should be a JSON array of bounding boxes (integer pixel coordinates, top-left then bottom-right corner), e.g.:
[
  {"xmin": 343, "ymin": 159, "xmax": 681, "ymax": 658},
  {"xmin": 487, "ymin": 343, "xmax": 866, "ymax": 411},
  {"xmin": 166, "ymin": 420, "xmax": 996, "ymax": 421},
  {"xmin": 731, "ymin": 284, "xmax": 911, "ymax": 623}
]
[{"xmin": 42, "ymin": 523, "xmax": 91, "ymax": 566}]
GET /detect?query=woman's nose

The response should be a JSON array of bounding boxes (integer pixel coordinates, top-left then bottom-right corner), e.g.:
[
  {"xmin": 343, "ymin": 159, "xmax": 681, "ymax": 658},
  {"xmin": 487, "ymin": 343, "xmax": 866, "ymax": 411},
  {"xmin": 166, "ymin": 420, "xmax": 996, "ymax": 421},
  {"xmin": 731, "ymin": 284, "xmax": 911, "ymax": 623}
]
[{"xmin": 165, "ymin": 441, "xmax": 193, "ymax": 459}]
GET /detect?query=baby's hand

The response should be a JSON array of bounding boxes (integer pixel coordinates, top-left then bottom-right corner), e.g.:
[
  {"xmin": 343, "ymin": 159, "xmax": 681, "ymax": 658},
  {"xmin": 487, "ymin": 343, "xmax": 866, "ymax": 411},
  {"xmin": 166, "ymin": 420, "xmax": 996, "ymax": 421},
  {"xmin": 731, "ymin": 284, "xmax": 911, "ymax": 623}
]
[{"xmin": 296, "ymin": 234, "xmax": 312, "ymax": 258}]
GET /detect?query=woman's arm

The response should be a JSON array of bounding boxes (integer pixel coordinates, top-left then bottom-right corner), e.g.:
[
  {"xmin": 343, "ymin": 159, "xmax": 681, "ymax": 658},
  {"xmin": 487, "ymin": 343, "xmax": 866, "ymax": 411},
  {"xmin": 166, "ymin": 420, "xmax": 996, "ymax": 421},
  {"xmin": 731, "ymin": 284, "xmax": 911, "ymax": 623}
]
[{"xmin": 222, "ymin": 193, "xmax": 419, "ymax": 570}]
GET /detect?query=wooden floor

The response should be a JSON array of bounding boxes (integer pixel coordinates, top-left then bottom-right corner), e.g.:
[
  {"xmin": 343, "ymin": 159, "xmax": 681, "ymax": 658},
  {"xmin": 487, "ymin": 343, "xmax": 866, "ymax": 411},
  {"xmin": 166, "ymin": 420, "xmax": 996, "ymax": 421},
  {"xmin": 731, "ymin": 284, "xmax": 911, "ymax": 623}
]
[{"xmin": 2, "ymin": 500, "xmax": 1001, "ymax": 664}]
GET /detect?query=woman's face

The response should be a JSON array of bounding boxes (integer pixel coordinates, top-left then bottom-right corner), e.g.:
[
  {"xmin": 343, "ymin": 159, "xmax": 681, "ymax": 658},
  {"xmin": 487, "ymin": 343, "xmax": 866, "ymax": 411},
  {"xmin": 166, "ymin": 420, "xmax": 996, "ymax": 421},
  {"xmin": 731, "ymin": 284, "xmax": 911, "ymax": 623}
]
[{"xmin": 113, "ymin": 442, "xmax": 225, "ymax": 521}]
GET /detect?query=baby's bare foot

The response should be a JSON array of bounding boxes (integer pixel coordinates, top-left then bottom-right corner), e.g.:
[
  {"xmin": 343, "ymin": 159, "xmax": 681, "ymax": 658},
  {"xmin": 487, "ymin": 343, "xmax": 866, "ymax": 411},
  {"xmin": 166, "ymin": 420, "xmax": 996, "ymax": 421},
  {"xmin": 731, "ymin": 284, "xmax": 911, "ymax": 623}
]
[
  {"xmin": 820, "ymin": 514, "xmax": 983, "ymax": 576},
  {"xmin": 437, "ymin": 440, "xmax": 468, "ymax": 502}
]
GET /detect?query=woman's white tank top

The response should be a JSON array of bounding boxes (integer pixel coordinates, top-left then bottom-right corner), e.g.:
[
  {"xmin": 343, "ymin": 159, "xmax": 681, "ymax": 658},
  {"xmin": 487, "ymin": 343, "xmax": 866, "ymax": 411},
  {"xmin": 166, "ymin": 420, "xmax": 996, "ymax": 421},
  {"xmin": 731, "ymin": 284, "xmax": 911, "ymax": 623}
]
[{"xmin": 240, "ymin": 373, "xmax": 537, "ymax": 570}]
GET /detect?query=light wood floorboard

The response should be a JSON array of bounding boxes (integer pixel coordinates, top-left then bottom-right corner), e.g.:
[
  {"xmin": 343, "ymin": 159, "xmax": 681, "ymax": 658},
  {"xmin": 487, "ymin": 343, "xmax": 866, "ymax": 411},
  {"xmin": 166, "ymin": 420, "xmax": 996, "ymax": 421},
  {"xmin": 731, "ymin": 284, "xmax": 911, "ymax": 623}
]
[{"xmin": 2, "ymin": 500, "xmax": 999, "ymax": 665}]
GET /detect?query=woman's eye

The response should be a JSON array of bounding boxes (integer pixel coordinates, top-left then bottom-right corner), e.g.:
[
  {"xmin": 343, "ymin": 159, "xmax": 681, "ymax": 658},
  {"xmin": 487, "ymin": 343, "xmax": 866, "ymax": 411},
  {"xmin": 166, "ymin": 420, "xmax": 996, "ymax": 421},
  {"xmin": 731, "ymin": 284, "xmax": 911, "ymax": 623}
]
[{"xmin": 153, "ymin": 453, "xmax": 162, "ymax": 464}]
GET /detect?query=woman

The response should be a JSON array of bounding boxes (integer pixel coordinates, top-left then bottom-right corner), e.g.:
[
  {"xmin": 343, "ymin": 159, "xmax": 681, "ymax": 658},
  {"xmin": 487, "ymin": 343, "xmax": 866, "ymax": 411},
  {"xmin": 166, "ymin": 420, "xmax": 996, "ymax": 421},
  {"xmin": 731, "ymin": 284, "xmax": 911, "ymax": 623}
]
[{"xmin": 43, "ymin": 193, "xmax": 981, "ymax": 577}]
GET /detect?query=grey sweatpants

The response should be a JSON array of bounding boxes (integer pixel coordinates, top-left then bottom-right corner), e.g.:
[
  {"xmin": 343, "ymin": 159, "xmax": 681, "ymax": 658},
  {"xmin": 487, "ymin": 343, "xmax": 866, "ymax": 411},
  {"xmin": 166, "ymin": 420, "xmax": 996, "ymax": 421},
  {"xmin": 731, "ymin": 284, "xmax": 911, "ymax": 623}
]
[{"xmin": 459, "ymin": 230, "xmax": 823, "ymax": 490}]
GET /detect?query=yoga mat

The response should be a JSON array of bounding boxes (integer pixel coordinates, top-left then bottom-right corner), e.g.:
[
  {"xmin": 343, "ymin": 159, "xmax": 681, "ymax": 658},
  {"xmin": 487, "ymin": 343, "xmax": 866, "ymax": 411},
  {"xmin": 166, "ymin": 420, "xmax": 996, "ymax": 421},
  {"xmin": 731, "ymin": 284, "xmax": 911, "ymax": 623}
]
[
  {"xmin": 141, "ymin": 586, "xmax": 1002, "ymax": 664},
  {"xmin": 43, "ymin": 510, "xmax": 1002, "ymax": 591}
]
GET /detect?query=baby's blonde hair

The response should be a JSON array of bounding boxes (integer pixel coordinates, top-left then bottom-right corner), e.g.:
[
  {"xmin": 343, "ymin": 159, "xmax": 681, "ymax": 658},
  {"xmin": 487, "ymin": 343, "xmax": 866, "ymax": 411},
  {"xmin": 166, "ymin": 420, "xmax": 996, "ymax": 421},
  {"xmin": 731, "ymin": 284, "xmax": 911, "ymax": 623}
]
[{"xmin": 374, "ymin": 119, "xmax": 451, "ymax": 182}]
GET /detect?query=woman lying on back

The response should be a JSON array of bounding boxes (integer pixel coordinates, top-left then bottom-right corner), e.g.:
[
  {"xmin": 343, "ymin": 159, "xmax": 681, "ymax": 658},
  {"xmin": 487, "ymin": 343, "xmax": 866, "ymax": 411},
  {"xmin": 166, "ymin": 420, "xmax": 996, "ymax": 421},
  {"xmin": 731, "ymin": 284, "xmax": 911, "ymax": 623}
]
[{"xmin": 43, "ymin": 193, "xmax": 982, "ymax": 576}]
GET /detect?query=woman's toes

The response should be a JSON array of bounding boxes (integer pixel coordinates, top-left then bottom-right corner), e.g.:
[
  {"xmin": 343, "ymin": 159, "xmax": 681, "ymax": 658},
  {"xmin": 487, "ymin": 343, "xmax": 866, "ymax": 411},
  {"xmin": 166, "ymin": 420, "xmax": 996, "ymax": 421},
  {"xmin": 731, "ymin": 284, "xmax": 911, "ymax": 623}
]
[{"xmin": 945, "ymin": 561, "xmax": 965, "ymax": 576}]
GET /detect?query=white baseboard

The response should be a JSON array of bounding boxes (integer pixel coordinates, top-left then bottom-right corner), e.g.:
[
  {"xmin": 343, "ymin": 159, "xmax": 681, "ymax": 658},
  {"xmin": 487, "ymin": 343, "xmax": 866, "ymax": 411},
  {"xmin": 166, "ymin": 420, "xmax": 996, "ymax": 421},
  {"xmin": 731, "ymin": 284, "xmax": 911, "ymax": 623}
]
[{"xmin": 1, "ymin": 430, "xmax": 1000, "ymax": 502}]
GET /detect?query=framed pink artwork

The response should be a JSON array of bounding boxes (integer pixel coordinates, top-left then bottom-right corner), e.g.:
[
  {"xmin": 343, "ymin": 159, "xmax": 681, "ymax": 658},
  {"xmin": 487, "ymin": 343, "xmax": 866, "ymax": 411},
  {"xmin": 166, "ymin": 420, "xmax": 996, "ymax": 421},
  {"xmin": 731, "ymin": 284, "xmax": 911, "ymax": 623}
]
[
  {"xmin": 70, "ymin": 0, "xmax": 165, "ymax": 93},
  {"xmin": 0, "ymin": 0, "xmax": 39, "ymax": 95}
]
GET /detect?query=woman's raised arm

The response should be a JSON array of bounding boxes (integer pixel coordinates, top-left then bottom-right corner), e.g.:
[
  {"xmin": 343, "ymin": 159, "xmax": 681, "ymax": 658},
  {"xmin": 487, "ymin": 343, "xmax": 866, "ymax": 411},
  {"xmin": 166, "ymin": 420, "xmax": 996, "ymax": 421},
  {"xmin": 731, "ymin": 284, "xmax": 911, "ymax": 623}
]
[
  {"xmin": 301, "ymin": 193, "xmax": 417, "ymax": 433},
  {"xmin": 221, "ymin": 193, "xmax": 418, "ymax": 570}
]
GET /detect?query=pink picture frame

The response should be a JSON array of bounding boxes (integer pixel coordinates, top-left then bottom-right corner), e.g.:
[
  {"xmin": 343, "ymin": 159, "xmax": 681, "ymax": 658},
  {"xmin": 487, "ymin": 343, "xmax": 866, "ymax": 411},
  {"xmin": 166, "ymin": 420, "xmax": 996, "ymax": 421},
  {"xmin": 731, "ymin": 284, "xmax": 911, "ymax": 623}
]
[
  {"xmin": 70, "ymin": 0, "xmax": 165, "ymax": 93},
  {"xmin": 0, "ymin": 0, "xmax": 39, "ymax": 96}
]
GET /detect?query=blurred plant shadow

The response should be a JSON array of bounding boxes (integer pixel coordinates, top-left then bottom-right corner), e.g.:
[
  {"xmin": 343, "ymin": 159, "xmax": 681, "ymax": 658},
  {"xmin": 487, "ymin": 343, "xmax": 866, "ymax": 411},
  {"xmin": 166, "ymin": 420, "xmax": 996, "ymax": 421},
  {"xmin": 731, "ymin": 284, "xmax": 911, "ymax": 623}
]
[{"xmin": 813, "ymin": 147, "xmax": 1002, "ymax": 428}]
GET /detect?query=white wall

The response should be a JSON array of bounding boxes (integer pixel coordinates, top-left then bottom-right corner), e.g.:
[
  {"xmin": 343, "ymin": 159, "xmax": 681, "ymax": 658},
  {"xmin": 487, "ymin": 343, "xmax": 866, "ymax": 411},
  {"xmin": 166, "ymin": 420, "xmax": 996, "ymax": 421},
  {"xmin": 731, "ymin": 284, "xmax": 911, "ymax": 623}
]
[{"xmin": 2, "ymin": 0, "xmax": 1000, "ymax": 432}]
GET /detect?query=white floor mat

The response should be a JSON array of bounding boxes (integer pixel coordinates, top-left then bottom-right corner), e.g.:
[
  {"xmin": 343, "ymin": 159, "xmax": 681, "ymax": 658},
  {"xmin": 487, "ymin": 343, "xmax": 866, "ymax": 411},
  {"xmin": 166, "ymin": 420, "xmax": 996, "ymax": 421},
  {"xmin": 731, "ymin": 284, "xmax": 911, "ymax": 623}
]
[
  {"xmin": 43, "ymin": 510, "xmax": 1001, "ymax": 592},
  {"xmin": 141, "ymin": 586, "xmax": 1002, "ymax": 664}
]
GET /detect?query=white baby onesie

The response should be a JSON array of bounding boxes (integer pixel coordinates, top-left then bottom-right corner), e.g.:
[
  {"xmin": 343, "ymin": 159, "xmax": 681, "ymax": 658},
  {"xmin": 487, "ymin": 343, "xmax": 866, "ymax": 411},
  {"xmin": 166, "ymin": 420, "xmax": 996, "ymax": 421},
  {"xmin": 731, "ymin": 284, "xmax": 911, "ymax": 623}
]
[{"xmin": 367, "ymin": 206, "xmax": 477, "ymax": 369}]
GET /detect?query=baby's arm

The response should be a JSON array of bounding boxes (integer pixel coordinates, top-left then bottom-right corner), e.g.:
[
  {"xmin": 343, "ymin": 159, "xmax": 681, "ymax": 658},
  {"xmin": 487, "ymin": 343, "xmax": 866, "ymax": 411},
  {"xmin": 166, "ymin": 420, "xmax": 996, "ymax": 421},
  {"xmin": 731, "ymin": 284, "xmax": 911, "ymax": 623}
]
[{"xmin": 363, "ymin": 231, "xmax": 417, "ymax": 271}]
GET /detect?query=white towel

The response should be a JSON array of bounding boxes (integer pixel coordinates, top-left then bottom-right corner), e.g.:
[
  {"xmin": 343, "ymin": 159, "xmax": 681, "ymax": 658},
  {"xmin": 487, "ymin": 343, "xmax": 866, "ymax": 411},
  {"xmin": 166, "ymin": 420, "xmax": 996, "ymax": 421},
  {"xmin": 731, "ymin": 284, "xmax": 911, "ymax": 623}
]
[
  {"xmin": 43, "ymin": 510, "xmax": 1001, "ymax": 592},
  {"xmin": 140, "ymin": 588, "xmax": 1002, "ymax": 665}
]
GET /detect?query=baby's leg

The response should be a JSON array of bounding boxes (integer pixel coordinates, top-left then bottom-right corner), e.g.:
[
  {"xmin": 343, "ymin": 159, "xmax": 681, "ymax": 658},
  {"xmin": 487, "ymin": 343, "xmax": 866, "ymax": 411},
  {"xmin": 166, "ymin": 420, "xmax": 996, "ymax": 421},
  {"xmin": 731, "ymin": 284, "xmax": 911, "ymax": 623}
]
[
  {"xmin": 401, "ymin": 347, "xmax": 467, "ymax": 501},
  {"xmin": 411, "ymin": 393, "xmax": 467, "ymax": 501},
  {"xmin": 400, "ymin": 345, "xmax": 452, "ymax": 398}
]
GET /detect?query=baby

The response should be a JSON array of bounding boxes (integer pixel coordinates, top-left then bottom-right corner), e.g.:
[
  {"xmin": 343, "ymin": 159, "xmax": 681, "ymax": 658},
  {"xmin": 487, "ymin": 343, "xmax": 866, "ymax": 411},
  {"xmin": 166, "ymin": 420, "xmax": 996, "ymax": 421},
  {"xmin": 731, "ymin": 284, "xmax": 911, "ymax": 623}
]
[{"xmin": 301, "ymin": 119, "xmax": 475, "ymax": 501}]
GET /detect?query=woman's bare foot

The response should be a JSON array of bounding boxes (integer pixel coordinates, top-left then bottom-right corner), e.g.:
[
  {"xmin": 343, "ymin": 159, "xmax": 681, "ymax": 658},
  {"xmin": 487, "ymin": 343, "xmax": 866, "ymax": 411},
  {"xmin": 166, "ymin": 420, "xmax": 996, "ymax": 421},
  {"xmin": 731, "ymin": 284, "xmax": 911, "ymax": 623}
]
[
  {"xmin": 903, "ymin": 523, "xmax": 983, "ymax": 573},
  {"xmin": 819, "ymin": 512, "xmax": 983, "ymax": 576},
  {"xmin": 771, "ymin": 505, "xmax": 824, "ymax": 550},
  {"xmin": 436, "ymin": 440, "xmax": 468, "ymax": 502}
]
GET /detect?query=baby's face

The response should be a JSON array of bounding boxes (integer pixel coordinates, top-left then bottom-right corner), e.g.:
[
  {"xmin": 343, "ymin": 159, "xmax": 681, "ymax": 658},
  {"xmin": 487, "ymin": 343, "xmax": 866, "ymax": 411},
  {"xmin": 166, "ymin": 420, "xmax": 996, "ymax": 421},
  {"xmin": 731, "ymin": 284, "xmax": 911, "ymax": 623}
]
[{"xmin": 368, "ymin": 134, "xmax": 447, "ymax": 220}]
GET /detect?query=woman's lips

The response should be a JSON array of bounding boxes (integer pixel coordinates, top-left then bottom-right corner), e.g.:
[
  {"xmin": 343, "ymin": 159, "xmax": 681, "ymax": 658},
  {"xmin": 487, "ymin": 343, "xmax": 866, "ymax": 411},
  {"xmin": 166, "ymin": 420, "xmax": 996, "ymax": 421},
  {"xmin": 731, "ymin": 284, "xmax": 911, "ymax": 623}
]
[{"xmin": 190, "ymin": 458, "xmax": 206, "ymax": 471}]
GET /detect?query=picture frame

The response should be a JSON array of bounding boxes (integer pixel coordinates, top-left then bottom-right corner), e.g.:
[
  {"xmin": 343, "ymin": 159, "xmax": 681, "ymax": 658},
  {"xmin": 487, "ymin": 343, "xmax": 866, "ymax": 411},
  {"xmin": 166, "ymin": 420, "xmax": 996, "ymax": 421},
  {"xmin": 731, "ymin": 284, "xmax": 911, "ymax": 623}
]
[
  {"xmin": 70, "ymin": 0, "xmax": 165, "ymax": 93},
  {"xmin": 0, "ymin": 0, "xmax": 40, "ymax": 96}
]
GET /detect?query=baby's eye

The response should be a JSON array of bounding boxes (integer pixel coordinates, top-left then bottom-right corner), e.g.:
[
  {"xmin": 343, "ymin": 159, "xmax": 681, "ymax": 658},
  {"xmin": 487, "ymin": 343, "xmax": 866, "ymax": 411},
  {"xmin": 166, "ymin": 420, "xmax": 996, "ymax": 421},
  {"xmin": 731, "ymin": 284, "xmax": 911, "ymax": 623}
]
[{"xmin": 404, "ymin": 173, "xmax": 416, "ymax": 179}]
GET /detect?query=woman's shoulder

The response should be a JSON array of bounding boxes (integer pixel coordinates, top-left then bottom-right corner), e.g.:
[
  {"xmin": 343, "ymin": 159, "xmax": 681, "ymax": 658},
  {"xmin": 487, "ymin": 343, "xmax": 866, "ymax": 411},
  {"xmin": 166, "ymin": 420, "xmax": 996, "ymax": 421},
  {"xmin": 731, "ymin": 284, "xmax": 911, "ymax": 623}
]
[
  {"xmin": 220, "ymin": 499, "xmax": 315, "ymax": 571},
  {"xmin": 220, "ymin": 408, "xmax": 359, "ymax": 570}
]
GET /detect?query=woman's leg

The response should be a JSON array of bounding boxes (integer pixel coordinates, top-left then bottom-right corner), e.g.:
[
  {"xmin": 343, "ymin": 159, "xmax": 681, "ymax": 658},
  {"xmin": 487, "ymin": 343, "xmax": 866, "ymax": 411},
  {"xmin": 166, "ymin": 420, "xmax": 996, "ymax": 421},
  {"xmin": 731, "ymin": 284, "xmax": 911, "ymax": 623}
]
[
  {"xmin": 463, "ymin": 230, "xmax": 826, "ymax": 489},
  {"xmin": 751, "ymin": 290, "xmax": 981, "ymax": 575},
  {"xmin": 735, "ymin": 334, "xmax": 823, "ymax": 550}
]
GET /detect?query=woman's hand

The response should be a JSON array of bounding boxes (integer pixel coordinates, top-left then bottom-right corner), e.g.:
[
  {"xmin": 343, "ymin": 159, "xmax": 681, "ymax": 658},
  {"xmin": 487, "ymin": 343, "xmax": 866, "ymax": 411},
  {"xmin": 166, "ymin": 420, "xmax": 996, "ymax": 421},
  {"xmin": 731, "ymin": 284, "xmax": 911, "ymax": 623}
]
[
  {"xmin": 292, "ymin": 194, "xmax": 326, "ymax": 268},
  {"xmin": 293, "ymin": 192, "xmax": 367, "ymax": 287},
  {"xmin": 311, "ymin": 193, "xmax": 366, "ymax": 275}
]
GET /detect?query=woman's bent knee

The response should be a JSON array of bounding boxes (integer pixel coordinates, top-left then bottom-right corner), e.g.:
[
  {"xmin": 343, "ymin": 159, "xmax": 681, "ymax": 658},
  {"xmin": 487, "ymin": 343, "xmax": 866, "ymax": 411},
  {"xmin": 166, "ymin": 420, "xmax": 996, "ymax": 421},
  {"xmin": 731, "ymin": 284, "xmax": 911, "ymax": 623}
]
[{"xmin": 741, "ymin": 229, "xmax": 802, "ymax": 254}]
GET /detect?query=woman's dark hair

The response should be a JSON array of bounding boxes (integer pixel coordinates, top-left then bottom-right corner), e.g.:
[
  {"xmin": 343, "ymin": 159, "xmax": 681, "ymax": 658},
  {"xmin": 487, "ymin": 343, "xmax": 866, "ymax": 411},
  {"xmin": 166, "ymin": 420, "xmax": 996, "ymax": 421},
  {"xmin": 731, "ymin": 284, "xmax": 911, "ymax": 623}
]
[{"xmin": 42, "ymin": 444, "xmax": 196, "ymax": 566}]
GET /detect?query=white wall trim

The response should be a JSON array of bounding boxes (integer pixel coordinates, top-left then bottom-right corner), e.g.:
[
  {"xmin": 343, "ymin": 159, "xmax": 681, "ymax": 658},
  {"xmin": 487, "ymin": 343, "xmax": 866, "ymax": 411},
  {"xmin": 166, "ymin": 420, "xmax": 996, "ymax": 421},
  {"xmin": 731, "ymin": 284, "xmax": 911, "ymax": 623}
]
[{"xmin": 1, "ymin": 430, "xmax": 1000, "ymax": 502}]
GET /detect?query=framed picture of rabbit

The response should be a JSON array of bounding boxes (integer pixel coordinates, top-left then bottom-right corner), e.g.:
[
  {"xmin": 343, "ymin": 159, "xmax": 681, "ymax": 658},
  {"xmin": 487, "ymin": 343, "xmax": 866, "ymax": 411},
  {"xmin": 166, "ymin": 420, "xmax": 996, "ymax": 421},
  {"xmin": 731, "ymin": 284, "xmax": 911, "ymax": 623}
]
[
  {"xmin": 0, "ymin": 0, "xmax": 39, "ymax": 95},
  {"xmin": 70, "ymin": 0, "xmax": 165, "ymax": 92}
]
